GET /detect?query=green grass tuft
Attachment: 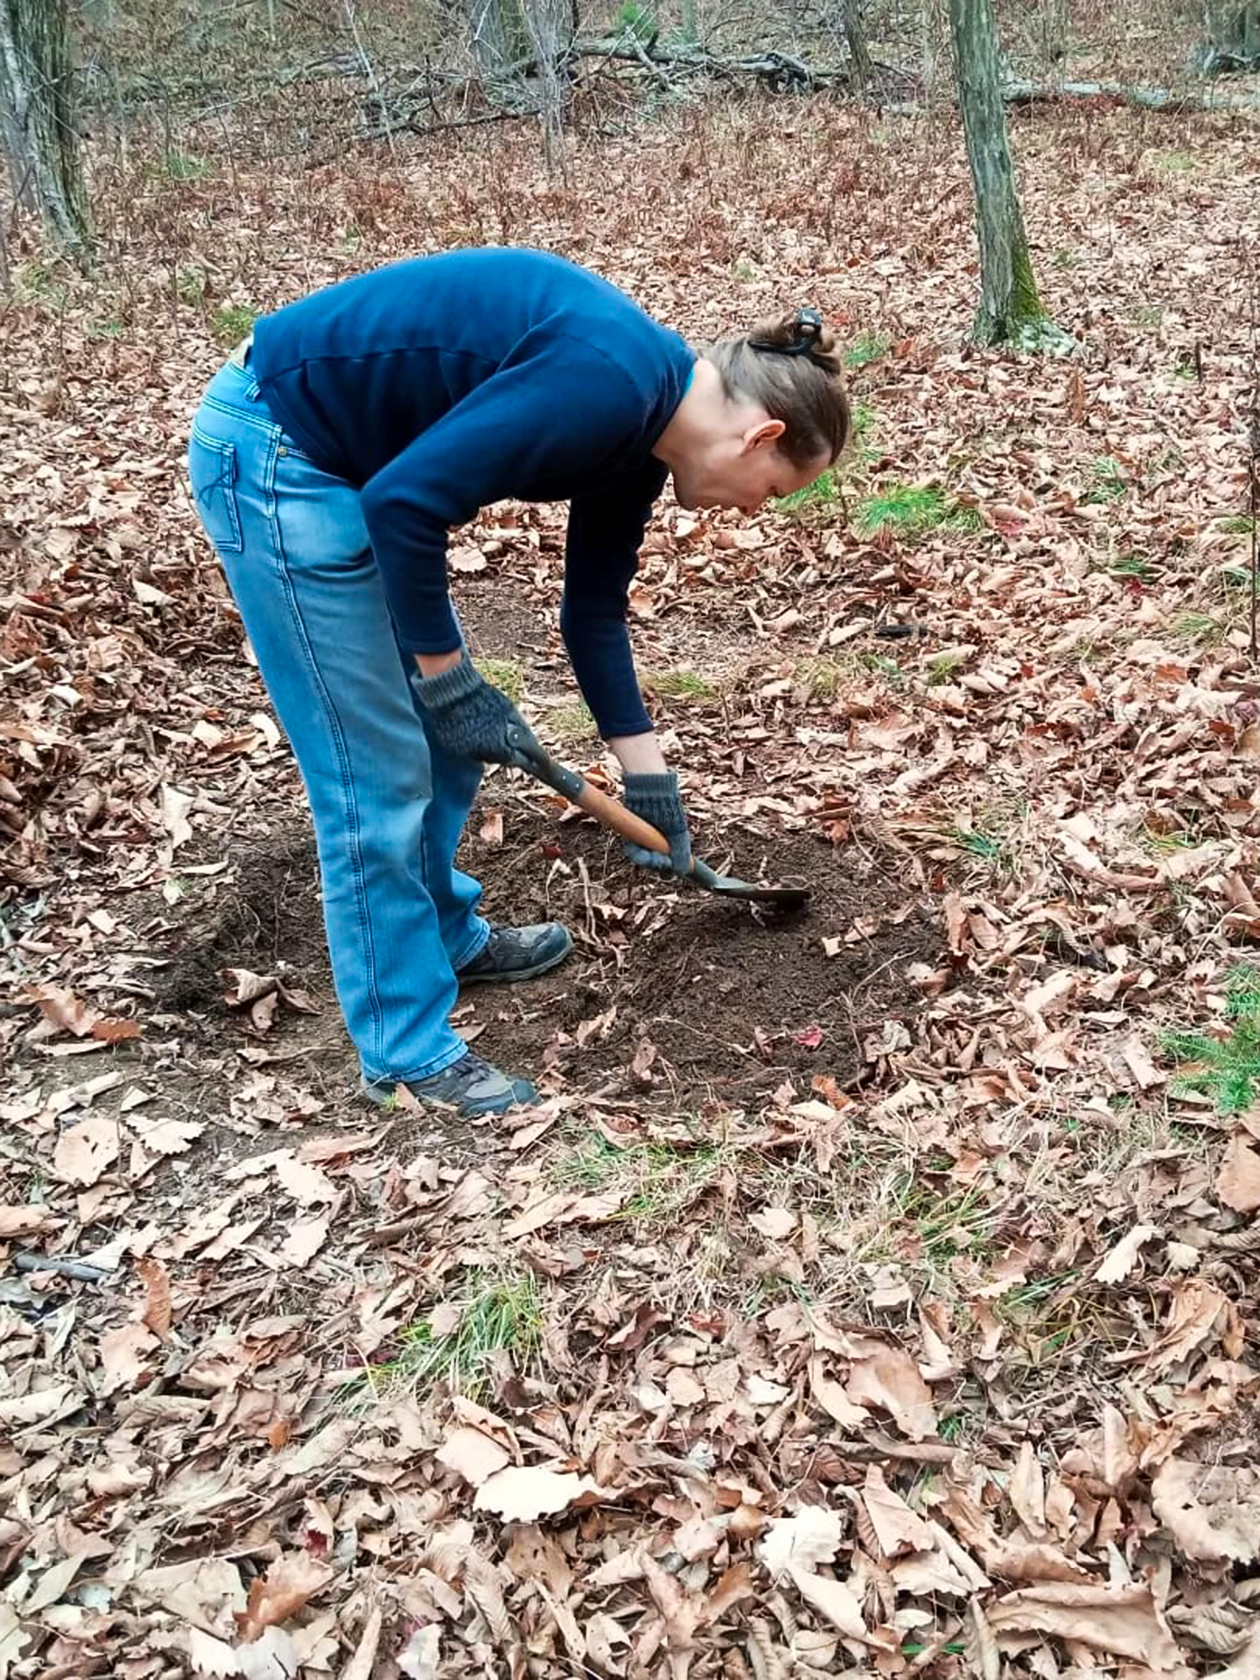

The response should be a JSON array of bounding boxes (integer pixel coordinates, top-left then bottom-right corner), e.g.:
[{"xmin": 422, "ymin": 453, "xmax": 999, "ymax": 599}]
[
  {"xmin": 774, "ymin": 467, "xmax": 842, "ymax": 519},
  {"xmin": 1164, "ymin": 965, "xmax": 1260, "ymax": 1113},
  {"xmin": 17, "ymin": 261, "xmax": 69, "ymax": 310},
  {"xmin": 544, "ymin": 699, "xmax": 595, "ymax": 741},
  {"xmin": 1102, "ymin": 552, "xmax": 1156, "ymax": 581},
  {"xmin": 794, "ymin": 656, "xmax": 853, "ymax": 700},
  {"xmin": 845, "ymin": 330, "xmax": 892, "ymax": 371},
  {"xmin": 163, "ymin": 150, "xmax": 214, "ymax": 182},
  {"xmin": 926, "ymin": 650, "xmax": 965, "ymax": 684},
  {"xmin": 854, "ymin": 484, "xmax": 980, "ymax": 541},
  {"xmin": 643, "ymin": 668, "xmax": 719, "ymax": 702},
  {"xmin": 616, "ymin": 0, "xmax": 655, "ymax": 39},
  {"xmin": 1082, "ymin": 455, "xmax": 1127, "ymax": 505},
  {"xmin": 374, "ymin": 1269, "xmax": 542, "ymax": 1399},
  {"xmin": 176, "ymin": 267, "xmax": 208, "ymax": 308},
  {"xmin": 212, "ymin": 303, "xmax": 259, "ymax": 346},
  {"xmin": 1148, "ymin": 149, "xmax": 1196, "ymax": 175},
  {"xmin": 1172, "ymin": 609, "xmax": 1226, "ymax": 647},
  {"xmin": 479, "ymin": 658, "xmax": 525, "ymax": 703},
  {"xmin": 552, "ymin": 1132, "xmax": 726, "ymax": 1226}
]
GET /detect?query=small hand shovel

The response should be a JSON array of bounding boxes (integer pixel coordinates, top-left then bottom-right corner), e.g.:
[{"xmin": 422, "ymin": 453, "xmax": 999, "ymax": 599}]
[{"xmin": 505, "ymin": 724, "xmax": 810, "ymax": 908}]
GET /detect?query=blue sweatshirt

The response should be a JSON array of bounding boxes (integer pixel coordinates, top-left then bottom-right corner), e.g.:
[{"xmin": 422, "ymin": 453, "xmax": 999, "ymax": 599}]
[{"xmin": 250, "ymin": 247, "xmax": 696, "ymax": 739}]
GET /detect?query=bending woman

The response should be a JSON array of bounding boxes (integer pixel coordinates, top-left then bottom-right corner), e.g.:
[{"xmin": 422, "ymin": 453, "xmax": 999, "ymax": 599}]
[{"xmin": 187, "ymin": 246, "xmax": 850, "ymax": 1117}]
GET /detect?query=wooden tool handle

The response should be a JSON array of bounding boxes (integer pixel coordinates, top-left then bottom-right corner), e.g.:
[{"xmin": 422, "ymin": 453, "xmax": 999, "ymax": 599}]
[{"xmin": 573, "ymin": 782, "xmax": 671, "ymax": 857}]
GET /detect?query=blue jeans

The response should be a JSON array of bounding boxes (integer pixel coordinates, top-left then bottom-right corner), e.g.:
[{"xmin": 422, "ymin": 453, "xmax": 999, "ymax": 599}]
[{"xmin": 186, "ymin": 357, "xmax": 489, "ymax": 1084}]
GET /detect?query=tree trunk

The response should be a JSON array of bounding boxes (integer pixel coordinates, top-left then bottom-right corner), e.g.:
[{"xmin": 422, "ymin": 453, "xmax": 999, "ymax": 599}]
[
  {"xmin": 946, "ymin": 0, "xmax": 1064, "ymax": 349},
  {"xmin": 520, "ymin": 0, "xmax": 569, "ymax": 175},
  {"xmin": 467, "ymin": 0, "xmax": 531, "ymax": 81},
  {"xmin": 1198, "ymin": 1, "xmax": 1260, "ymax": 72},
  {"xmin": 0, "ymin": 0, "xmax": 92, "ymax": 270},
  {"xmin": 840, "ymin": 0, "xmax": 874, "ymax": 91},
  {"xmin": 1038, "ymin": 0, "xmax": 1069, "ymax": 68}
]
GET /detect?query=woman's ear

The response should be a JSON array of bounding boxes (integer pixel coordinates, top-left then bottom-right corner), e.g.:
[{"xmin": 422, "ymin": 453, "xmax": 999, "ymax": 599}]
[{"xmin": 741, "ymin": 417, "xmax": 786, "ymax": 454}]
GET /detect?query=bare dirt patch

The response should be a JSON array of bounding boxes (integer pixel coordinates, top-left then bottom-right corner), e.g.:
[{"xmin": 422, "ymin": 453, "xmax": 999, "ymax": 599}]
[
  {"xmin": 462, "ymin": 802, "xmax": 939, "ymax": 1104},
  {"xmin": 137, "ymin": 791, "xmax": 938, "ymax": 1114}
]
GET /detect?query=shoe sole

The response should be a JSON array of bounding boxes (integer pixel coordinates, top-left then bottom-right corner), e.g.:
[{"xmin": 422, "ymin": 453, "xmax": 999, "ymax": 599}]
[{"xmin": 457, "ymin": 928, "xmax": 574, "ymax": 988}]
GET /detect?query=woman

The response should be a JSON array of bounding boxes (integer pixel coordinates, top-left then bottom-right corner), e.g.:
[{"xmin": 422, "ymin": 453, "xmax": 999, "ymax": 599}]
[{"xmin": 187, "ymin": 246, "xmax": 850, "ymax": 1117}]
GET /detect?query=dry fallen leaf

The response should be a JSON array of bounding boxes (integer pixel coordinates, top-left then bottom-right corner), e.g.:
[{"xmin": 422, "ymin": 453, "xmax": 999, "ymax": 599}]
[
  {"xmin": 860, "ymin": 1464, "xmax": 935, "ymax": 1557},
  {"xmin": 788, "ymin": 1565, "xmax": 866, "ymax": 1639},
  {"xmin": 437, "ymin": 1426, "xmax": 513, "ymax": 1488},
  {"xmin": 1095, "ymin": 1222, "xmax": 1160, "ymax": 1284},
  {"xmin": 845, "ymin": 1346, "xmax": 937, "ymax": 1440},
  {"xmin": 161, "ymin": 783, "xmax": 195, "ymax": 850},
  {"xmin": 1152, "ymin": 1458, "xmax": 1260, "ymax": 1564},
  {"xmin": 188, "ymin": 1627, "xmax": 241, "ymax": 1676},
  {"xmin": 473, "ymin": 1465, "xmax": 603, "ymax": 1522},
  {"xmin": 0, "ymin": 1204, "xmax": 58, "ymax": 1238},
  {"xmin": 52, "ymin": 1114, "xmax": 120, "ymax": 1187},
  {"xmin": 274, "ymin": 1153, "xmax": 337, "ymax": 1206},
  {"xmin": 1205, "ymin": 1627, "xmax": 1260, "ymax": 1680},
  {"xmin": 1216, "ymin": 1131, "xmax": 1260, "ymax": 1214},
  {"xmin": 340, "ymin": 1601, "xmax": 383, "ymax": 1680},
  {"xmin": 985, "ymin": 1584, "xmax": 1186, "ymax": 1669},
  {"xmin": 758, "ymin": 1506, "xmax": 843, "ymax": 1581},
  {"xmin": 127, "ymin": 1116, "xmax": 205, "ymax": 1159},
  {"xmin": 233, "ymin": 1553, "xmax": 333, "ymax": 1643},
  {"xmin": 1144, "ymin": 1280, "xmax": 1232, "ymax": 1373},
  {"xmin": 97, "ymin": 1322, "xmax": 159, "ymax": 1397},
  {"xmin": 278, "ymin": 1213, "xmax": 331, "ymax": 1268},
  {"xmin": 749, "ymin": 1205, "xmax": 798, "ymax": 1241},
  {"xmin": 397, "ymin": 1624, "xmax": 442, "ymax": 1680},
  {"xmin": 136, "ymin": 1257, "xmax": 173, "ymax": 1339},
  {"xmin": 24, "ymin": 982, "xmax": 96, "ymax": 1037},
  {"xmin": 1008, "ymin": 1440, "xmax": 1046, "ymax": 1536}
]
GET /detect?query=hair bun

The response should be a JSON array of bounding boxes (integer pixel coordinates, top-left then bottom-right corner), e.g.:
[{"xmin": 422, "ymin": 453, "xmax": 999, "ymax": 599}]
[{"xmin": 747, "ymin": 308, "xmax": 840, "ymax": 368}]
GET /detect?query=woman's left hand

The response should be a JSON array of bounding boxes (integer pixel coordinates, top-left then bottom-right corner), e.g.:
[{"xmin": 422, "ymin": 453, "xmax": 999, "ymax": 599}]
[{"xmin": 621, "ymin": 770, "xmax": 693, "ymax": 874}]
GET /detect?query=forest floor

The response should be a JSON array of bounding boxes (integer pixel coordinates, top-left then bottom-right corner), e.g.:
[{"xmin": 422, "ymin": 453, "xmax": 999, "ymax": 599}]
[{"xmin": 3, "ymin": 81, "xmax": 1260, "ymax": 1680}]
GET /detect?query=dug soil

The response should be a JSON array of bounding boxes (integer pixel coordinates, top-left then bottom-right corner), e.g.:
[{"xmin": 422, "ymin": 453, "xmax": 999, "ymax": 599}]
[{"xmin": 152, "ymin": 790, "xmax": 940, "ymax": 1111}]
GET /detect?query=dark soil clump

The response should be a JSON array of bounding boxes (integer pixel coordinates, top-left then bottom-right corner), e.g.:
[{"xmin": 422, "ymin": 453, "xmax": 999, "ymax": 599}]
[
  {"xmin": 152, "ymin": 834, "xmax": 324, "ymax": 1011},
  {"xmin": 462, "ymin": 799, "xmax": 940, "ymax": 1105}
]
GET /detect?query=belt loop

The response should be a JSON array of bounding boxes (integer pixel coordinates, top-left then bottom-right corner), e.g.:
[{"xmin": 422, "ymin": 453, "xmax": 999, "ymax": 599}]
[{"xmin": 228, "ymin": 333, "xmax": 254, "ymax": 371}]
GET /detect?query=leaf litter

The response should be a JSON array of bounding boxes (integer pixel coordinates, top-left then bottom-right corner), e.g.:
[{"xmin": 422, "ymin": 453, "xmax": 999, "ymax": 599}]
[{"xmin": 2, "ymin": 52, "xmax": 1260, "ymax": 1680}]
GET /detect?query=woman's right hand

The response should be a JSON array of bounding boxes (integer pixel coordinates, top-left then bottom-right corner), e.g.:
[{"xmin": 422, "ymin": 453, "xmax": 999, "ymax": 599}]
[{"xmin": 415, "ymin": 654, "xmax": 537, "ymax": 768}]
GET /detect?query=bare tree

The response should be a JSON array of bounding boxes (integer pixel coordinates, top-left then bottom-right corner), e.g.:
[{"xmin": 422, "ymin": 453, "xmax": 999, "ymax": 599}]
[
  {"xmin": 946, "ymin": 0, "xmax": 1066, "ymax": 348},
  {"xmin": 0, "ymin": 0, "xmax": 92, "ymax": 270},
  {"xmin": 1198, "ymin": 0, "xmax": 1260, "ymax": 71},
  {"xmin": 520, "ymin": 0, "xmax": 570, "ymax": 175},
  {"xmin": 839, "ymin": 0, "xmax": 874, "ymax": 91},
  {"xmin": 467, "ymin": 0, "xmax": 531, "ymax": 82}
]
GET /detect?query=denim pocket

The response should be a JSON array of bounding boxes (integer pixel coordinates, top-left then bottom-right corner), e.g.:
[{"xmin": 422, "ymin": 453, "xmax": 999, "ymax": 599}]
[{"xmin": 188, "ymin": 425, "xmax": 243, "ymax": 554}]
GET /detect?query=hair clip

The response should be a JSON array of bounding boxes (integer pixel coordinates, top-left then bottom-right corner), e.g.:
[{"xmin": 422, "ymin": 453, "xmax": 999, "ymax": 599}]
[{"xmin": 748, "ymin": 307, "xmax": 824, "ymax": 357}]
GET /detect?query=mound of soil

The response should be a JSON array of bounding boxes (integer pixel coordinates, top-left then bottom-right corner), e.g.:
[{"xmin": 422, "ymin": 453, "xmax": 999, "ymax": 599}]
[
  {"xmin": 154, "ymin": 834, "xmax": 324, "ymax": 1012},
  {"xmin": 151, "ymin": 796, "xmax": 940, "ymax": 1108}
]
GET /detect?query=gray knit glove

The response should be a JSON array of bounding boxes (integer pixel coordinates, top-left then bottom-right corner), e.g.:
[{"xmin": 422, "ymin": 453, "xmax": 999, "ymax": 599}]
[
  {"xmin": 415, "ymin": 655, "xmax": 536, "ymax": 768},
  {"xmin": 622, "ymin": 771, "xmax": 693, "ymax": 874}
]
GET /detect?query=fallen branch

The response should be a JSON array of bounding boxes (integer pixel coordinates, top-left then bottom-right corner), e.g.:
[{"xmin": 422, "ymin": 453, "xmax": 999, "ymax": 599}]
[
  {"xmin": 14, "ymin": 1252, "xmax": 117, "ymax": 1281},
  {"xmin": 1000, "ymin": 75, "xmax": 1260, "ymax": 114}
]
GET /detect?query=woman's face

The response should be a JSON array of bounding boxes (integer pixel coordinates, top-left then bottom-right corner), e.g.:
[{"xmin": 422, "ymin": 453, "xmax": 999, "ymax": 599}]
[{"xmin": 672, "ymin": 431, "xmax": 830, "ymax": 518}]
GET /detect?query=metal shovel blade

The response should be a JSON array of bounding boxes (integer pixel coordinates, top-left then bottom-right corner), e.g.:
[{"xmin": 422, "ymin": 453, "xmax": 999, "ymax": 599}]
[
  {"xmin": 688, "ymin": 858, "xmax": 811, "ymax": 908},
  {"xmin": 504, "ymin": 724, "xmax": 812, "ymax": 908}
]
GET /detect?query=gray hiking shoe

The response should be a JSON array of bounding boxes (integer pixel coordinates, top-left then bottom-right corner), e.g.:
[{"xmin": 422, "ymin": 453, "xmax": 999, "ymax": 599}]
[
  {"xmin": 457, "ymin": 921, "xmax": 573, "ymax": 986},
  {"xmin": 364, "ymin": 1052, "xmax": 538, "ymax": 1117}
]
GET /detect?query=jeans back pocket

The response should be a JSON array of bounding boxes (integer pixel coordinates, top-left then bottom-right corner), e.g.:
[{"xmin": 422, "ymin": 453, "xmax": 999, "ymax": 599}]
[{"xmin": 188, "ymin": 425, "xmax": 243, "ymax": 555}]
